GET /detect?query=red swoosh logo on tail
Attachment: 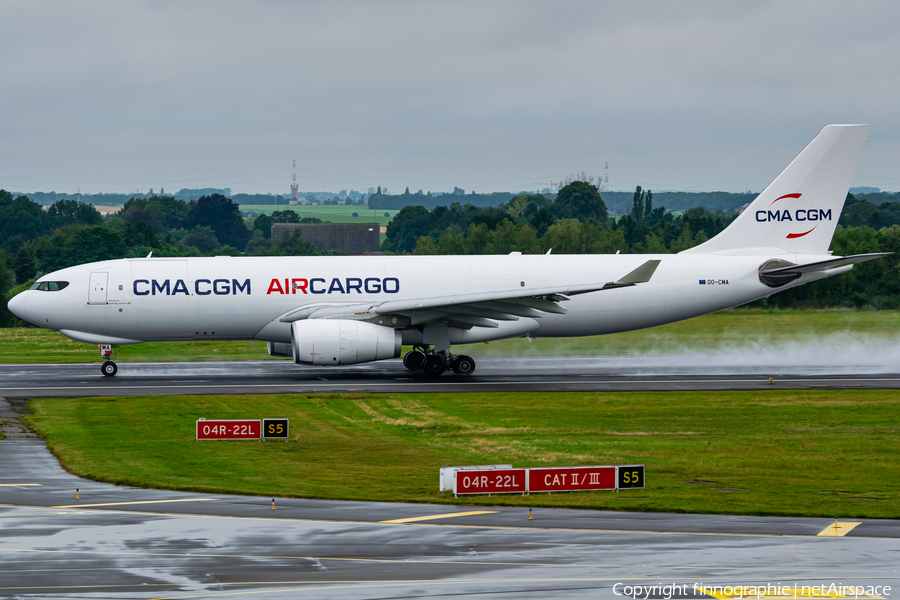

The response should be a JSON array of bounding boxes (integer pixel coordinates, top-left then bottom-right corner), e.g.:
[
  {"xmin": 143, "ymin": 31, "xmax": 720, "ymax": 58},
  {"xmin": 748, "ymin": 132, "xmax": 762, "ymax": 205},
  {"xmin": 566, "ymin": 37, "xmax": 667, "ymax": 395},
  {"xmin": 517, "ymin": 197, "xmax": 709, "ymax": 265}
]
[
  {"xmin": 786, "ymin": 225, "xmax": 817, "ymax": 239},
  {"xmin": 770, "ymin": 192, "xmax": 802, "ymax": 207}
]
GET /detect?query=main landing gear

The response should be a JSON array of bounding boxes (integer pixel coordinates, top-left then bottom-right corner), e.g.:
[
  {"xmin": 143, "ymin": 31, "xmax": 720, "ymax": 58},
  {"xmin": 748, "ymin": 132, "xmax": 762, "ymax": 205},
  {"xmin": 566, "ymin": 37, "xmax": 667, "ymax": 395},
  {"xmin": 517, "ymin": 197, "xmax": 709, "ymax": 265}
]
[
  {"xmin": 99, "ymin": 344, "xmax": 117, "ymax": 377},
  {"xmin": 403, "ymin": 347, "xmax": 475, "ymax": 376}
]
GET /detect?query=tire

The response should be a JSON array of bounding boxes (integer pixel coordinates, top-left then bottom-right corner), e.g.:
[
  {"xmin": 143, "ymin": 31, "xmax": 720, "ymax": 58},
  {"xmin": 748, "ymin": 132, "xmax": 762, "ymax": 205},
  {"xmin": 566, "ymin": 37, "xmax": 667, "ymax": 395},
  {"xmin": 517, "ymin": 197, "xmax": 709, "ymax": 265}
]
[
  {"xmin": 422, "ymin": 355, "xmax": 446, "ymax": 376},
  {"xmin": 403, "ymin": 350, "xmax": 425, "ymax": 371},
  {"xmin": 101, "ymin": 361, "xmax": 118, "ymax": 377},
  {"xmin": 451, "ymin": 355, "xmax": 476, "ymax": 375}
]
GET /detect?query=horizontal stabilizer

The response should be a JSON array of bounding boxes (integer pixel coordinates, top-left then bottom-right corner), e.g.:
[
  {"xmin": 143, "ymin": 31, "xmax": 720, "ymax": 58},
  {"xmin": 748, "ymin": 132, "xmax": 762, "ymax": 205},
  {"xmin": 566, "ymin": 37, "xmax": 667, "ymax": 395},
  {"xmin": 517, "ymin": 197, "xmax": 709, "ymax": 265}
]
[{"xmin": 762, "ymin": 253, "xmax": 890, "ymax": 276}]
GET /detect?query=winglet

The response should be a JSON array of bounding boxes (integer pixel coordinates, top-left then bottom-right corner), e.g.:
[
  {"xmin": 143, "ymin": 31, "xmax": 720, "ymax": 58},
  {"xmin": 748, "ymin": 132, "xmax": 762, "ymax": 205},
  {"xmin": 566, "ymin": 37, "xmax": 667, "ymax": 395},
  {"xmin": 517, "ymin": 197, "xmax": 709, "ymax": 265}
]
[{"xmin": 603, "ymin": 259, "xmax": 661, "ymax": 289}]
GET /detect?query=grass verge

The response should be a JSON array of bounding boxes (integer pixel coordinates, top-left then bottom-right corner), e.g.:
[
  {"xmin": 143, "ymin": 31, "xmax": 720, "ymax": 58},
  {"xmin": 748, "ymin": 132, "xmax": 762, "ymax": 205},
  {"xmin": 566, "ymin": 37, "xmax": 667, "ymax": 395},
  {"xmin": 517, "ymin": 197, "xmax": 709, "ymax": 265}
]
[
  {"xmin": 3, "ymin": 308, "xmax": 900, "ymax": 363},
  {"xmin": 24, "ymin": 390, "xmax": 900, "ymax": 518}
]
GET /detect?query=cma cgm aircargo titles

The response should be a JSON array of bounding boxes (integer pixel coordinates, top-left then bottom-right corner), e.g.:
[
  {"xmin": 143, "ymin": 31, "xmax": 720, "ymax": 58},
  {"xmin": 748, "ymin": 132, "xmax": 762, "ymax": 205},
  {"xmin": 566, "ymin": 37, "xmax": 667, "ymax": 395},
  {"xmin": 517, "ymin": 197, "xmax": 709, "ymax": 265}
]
[{"xmin": 8, "ymin": 125, "xmax": 887, "ymax": 377}]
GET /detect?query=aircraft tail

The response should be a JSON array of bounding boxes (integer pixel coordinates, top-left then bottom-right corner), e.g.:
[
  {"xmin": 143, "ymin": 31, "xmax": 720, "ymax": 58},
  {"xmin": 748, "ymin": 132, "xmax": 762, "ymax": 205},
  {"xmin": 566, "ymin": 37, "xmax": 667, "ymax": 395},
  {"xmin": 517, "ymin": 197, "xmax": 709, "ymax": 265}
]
[{"xmin": 682, "ymin": 124, "xmax": 871, "ymax": 255}]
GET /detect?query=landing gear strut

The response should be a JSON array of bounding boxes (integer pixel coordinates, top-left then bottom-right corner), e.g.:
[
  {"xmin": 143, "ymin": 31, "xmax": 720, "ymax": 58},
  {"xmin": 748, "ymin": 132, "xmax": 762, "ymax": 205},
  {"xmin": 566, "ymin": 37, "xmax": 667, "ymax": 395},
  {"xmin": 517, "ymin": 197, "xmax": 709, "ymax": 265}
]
[
  {"xmin": 404, "ymin": 346, "xmax": 475, "ymax": 377},
  {"xmin": 99, "ymin": 344, "xmax": 117, "ymax": 377}
]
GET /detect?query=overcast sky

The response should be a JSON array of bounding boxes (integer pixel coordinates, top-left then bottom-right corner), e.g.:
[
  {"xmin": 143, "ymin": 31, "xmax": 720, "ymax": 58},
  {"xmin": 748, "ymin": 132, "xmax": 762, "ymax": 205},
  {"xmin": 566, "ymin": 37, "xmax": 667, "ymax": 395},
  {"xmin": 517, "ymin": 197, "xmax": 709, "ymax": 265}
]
[{"xmin": 3, "ymin": 1, "xmax": 900, "ymax": 196}]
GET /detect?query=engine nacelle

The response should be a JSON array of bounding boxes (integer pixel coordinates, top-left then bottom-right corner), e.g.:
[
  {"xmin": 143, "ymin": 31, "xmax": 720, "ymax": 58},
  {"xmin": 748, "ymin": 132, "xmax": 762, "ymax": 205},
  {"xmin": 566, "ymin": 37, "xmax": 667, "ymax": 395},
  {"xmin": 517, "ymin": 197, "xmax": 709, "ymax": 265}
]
[{"xmin": 290, "ymin": 319, "xmax": 402, "ymax": 365}]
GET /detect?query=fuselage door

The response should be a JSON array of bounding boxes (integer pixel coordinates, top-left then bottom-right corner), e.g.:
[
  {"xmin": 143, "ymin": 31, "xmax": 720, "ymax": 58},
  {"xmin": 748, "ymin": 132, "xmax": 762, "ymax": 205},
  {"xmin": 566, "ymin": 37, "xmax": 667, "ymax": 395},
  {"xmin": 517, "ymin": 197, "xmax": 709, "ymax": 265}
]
[{"xmin": 88, "ymin": 272, "xmax": 109, "ymax": 304}]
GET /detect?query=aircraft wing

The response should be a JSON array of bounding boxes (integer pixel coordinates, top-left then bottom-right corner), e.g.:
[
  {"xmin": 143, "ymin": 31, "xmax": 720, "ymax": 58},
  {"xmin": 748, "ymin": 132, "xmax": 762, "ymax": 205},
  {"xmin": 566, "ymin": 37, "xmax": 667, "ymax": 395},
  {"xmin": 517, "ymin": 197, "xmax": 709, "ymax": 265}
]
[
  {"xmin": 280, "ymin": 259, "xmax": 661, "ymax": 328},
  {"xmin": 761, "ymin": 253, "xmax": 891, "ymax": 276}
]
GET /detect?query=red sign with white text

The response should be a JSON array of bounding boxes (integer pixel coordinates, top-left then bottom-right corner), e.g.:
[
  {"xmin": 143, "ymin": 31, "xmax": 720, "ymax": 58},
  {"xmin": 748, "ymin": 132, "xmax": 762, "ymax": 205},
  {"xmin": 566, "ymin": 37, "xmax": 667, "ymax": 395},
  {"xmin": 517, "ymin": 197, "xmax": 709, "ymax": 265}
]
[
  {"xmin": 196, "ymin": 419, "xmax": 261, "ymax": 440},
  {"xmin": 528, "ymin": 466, "xmax": 616, "ymax": 492},
  {"xmin": 454, "ymin": 469, "xmax": 527, "ymax": 495}
]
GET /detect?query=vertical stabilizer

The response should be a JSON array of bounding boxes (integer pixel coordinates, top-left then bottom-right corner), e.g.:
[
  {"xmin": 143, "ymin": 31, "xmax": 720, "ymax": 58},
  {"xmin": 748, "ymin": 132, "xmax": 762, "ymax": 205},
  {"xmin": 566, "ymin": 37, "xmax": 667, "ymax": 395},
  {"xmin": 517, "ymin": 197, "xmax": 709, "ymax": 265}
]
[{"xmin": 682, "ymin": 124, "xmax": 870, "ymax": 255}]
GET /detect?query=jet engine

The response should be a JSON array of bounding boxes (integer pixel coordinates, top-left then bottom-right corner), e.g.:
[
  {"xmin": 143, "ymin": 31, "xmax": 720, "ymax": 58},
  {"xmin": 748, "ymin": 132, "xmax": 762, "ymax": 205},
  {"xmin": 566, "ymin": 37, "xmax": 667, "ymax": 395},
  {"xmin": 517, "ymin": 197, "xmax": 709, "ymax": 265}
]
[{"xmin": 290, "ymin": 319, "xmax": 402, "ymax": 365}]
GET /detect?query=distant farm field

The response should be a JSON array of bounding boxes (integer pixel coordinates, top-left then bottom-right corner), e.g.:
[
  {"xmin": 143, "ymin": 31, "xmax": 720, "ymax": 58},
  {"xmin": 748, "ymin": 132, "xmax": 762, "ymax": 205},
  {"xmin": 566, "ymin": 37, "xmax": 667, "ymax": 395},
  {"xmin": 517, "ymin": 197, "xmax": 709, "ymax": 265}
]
[
  {"xmin": 241, "ymin": 204, "xmax": 397, "ymax": 227},
  {"xmin": 24, "ymin": 390, "xmax": 900, "ymax": 518},
  {"xmin": 2, "ymin": 308, "xmax": 899, "ymax": 364}
]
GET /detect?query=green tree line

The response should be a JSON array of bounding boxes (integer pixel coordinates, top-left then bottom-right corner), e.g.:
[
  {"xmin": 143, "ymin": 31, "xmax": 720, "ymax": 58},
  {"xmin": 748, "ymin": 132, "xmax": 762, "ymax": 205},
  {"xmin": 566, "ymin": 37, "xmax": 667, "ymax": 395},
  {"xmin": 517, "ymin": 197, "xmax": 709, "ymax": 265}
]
[{"xmin": 385, "ymin": 183, "xmax": 733, "ymax": 255}]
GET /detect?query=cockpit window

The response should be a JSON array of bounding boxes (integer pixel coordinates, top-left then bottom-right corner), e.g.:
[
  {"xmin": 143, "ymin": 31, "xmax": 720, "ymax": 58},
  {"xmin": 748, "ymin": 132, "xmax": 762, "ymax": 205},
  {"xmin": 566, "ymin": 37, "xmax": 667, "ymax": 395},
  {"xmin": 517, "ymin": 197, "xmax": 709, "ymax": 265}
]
[{"xmin": 30, "ymin": 281, "xmax": 69, "ymax": 291}]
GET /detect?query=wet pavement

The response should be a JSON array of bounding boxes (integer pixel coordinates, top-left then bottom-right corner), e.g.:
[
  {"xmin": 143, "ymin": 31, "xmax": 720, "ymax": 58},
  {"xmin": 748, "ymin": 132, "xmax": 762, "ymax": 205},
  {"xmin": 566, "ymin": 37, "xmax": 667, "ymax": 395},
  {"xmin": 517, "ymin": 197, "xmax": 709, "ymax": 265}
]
[{"xmin": 1, "ymin": 437, "xmax": 898, "ymax": 599}]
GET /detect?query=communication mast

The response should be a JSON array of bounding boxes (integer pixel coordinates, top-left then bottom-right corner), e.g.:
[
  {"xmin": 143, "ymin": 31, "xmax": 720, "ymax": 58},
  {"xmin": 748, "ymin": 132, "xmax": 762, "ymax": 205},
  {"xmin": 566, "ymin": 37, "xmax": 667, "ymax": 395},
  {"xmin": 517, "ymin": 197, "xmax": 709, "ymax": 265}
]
[
  {"xmin": 290, "ymin": 160, "xmax": 299, "ymax": 201},
  {"xmin": 602, "ymin": 162, "xmax": 609, "ymax": 193}
]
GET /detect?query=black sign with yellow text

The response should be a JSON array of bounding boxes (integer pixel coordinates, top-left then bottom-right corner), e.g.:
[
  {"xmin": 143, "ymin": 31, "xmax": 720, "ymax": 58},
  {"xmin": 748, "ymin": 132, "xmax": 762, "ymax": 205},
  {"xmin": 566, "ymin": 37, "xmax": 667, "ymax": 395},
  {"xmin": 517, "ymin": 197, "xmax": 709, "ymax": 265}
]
[
  {"xmin": 263, "ymin": 418, "xmax": 289, "ymax": 440},
  {"xmin": 617, "ymin": 465, "xmax": 645, "ymax": 489}
]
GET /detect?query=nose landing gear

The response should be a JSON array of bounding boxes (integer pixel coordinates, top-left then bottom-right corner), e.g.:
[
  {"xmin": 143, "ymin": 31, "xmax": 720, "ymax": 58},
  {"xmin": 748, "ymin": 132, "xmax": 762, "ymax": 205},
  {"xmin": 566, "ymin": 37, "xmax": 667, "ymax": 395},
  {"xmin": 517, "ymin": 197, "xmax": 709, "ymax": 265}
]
[
  {"xmin": 101, "ymin": 361, "xmax": 118, "ymax": 377},
  {"xmin": 403, "ymin": 346, "xmax": 475, "ymax": 376},
  {"xmin": 99, "ymin": 344, "xmax": 117, "ymax": 377}
]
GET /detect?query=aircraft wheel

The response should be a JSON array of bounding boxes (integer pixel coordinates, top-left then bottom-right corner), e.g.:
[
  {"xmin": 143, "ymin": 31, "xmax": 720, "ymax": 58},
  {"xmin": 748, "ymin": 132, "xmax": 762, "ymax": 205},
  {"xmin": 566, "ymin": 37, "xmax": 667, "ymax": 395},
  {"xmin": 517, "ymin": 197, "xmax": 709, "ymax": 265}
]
[
  {"xmin": 101, "ymin": 361, "xmax": 118, "ymax": 377},
  {"xmin": 403, "ymin": 350, "xmax": 425, "ymax": 371},
  {"xmin": 451, "ymin": 355, "xmax": 476, "ymax": 375},
  {"xmin": 422, "ymin": 355, "xmax": 446, "ymax": 376}
]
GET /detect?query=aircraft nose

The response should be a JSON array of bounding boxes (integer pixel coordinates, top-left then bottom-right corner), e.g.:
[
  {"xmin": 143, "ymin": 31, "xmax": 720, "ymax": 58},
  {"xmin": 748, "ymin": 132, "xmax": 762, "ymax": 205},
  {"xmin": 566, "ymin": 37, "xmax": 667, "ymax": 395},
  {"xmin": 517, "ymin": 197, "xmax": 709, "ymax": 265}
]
[{"xmin": 7, "ymin": 292, "xmax": 28, "ymax": 320}]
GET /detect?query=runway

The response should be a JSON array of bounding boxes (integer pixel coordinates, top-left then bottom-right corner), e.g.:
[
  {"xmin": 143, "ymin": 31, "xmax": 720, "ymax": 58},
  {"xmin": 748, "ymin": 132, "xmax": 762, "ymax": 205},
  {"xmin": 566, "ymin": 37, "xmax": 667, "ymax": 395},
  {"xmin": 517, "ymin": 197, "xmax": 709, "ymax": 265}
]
[
  {"xmin": 3, "ymin": 357, "xmax": 900, "ymax": 398},
  {"xmin": 1, "ymin": 439, "xmax": 899, "ymax": 599}
]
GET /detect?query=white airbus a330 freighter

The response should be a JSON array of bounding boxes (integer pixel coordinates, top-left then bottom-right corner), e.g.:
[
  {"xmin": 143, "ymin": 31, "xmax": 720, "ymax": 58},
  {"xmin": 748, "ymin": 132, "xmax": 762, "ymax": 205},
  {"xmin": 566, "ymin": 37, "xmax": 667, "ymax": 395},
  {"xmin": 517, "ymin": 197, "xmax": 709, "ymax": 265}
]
[{"xmin": 9, "ymin": 124, "xmax": 888, "ymax": 377}]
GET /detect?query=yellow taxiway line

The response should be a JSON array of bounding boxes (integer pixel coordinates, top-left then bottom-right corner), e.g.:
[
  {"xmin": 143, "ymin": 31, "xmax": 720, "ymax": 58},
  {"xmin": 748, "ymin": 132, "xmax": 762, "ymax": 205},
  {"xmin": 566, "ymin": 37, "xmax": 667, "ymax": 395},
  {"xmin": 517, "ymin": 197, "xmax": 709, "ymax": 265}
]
[
  {"xmin": 380, "ymin": 510, "xmax": 499, "ymax": 524},
  {"xmin": 53, "ymin": 498, "xmax": 217, "ymax": 509}
]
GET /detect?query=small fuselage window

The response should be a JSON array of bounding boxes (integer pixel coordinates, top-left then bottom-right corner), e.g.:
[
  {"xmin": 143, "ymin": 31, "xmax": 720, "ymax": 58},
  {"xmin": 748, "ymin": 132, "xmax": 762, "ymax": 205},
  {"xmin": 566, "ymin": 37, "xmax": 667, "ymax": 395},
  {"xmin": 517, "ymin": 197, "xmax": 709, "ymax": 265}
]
[{"xmin": 30, "ymin": 281, "xmax": 70, "ymax": 291}]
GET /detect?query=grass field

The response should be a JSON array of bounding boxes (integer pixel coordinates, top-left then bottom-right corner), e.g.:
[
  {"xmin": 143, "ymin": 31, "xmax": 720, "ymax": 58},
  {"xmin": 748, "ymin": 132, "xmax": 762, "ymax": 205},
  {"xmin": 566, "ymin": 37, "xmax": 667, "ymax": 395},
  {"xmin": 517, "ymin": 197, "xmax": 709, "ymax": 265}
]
[
  {"xmin": 3, "ymin": 308, "xmax": 900, "ymax": 364},
  {"xmin": 241, "ymin": 204, "xmax": 398, "ymax": 227},
  {"xmin": 24, "ymin": 390, "xmax": 900, "ymax": 518}
]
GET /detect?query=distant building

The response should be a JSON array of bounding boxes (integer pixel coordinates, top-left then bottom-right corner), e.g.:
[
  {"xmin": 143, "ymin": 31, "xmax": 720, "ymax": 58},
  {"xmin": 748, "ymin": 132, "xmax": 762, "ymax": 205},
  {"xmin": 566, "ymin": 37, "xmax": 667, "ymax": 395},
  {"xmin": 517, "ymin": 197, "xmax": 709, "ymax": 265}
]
[{"xmin": 271, "ymin": 222, "xmax": 380, "ymax": 254}]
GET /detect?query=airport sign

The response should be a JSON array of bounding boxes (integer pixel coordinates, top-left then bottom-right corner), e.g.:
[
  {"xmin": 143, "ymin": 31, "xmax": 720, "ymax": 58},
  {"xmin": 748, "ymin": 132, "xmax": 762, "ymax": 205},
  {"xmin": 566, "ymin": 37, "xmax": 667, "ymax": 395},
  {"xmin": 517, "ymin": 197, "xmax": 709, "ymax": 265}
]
[
  {"xmin": 263, "ymin": 418, "xmax": 289, "ymax": 440},
  {"xmin": 528, "ymin": 466, "xmax": 616, "ymax": 492},
  {"xmin": 453, "ymin": 468, "xmax": 527, "ymax": 495},
  {"xmin": 196, "ymin": 419, "xmax": 261, "ymax": 440},
  {"xmin": 617, "ymin": 465, "xmax": 645, "ymax": 489},
  {"xmin": 448, "ymin": 464, "xmax": 646, "ymax": 495}
]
